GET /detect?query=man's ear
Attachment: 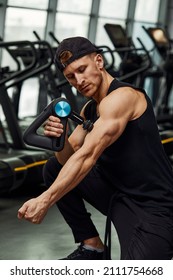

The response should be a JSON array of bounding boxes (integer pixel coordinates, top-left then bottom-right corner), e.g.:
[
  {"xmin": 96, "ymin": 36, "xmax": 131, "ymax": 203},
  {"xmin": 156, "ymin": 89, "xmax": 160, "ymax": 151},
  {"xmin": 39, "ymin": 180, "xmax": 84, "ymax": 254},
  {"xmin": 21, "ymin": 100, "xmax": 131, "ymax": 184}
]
[{"xmin": 95, "ymin": 54, "xmax": 104, "ymax": 69}]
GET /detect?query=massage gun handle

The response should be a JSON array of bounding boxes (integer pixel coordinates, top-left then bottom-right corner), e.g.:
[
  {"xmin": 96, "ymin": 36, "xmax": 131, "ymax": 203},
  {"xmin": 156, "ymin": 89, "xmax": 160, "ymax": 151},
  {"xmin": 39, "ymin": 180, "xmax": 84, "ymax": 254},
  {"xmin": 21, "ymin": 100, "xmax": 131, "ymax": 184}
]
[{"xmin": 23, "ymin": 99, "xmax": 68, "ymax": 151}]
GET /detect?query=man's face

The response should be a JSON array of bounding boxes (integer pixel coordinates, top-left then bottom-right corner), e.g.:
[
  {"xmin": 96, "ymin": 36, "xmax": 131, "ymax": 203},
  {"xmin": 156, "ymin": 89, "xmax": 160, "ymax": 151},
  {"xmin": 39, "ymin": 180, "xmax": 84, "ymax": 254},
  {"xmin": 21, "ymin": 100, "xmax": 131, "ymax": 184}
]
[{"xmin": 63, "ymin": 54, "xmax": 103, "ymax": 99}]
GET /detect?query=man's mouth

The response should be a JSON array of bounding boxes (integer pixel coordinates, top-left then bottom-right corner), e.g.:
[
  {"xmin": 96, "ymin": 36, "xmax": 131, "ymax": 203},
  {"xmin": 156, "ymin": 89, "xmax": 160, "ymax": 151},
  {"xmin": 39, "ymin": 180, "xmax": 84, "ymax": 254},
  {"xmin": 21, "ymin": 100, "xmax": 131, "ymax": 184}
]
[{"xmin": 80, "ymin": 84, "xmax": 90, "ymax": 92}]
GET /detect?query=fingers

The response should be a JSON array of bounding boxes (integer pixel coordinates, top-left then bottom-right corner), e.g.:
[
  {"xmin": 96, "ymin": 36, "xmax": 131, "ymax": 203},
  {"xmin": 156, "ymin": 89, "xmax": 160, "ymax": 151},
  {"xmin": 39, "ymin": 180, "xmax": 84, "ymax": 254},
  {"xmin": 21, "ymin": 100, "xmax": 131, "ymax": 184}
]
[
  {"xmin": 44, "ymin": 116, "xmax": 64, "ymax": 137},
  {"xmin": 17, "ymin": 204, "xmax": 28, "ymax": 220},
  {"xmin": 18, "ymin": 203, "xmax": 40, "ymax": 223},
  {"xmin": 17, "ymin": 195, "xmax": 49, "ymax": 224},
  {"xmin": 48, "ymin": 115, "xmax": 61, "ymax": 122},
  {"xmin": 46, "ymin": 116, "xmax": 63, "ymax": 129}
]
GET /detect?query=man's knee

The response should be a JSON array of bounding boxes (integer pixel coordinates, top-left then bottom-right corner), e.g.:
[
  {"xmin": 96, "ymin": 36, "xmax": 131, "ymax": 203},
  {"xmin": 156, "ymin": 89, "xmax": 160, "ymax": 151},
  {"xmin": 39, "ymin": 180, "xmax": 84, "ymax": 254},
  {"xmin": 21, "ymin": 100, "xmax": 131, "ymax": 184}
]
[{"xmin": 43, "ymin": 156, "xmax": 62, "ymax": 187}]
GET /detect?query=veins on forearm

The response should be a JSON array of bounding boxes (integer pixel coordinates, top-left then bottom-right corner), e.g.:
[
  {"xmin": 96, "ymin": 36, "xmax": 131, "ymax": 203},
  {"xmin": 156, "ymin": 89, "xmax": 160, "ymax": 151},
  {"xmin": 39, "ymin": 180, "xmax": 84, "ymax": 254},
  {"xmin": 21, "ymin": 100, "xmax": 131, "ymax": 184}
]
[{"xmin": 48, "ymin": 149, "xmax": 94, "ymax": 206}]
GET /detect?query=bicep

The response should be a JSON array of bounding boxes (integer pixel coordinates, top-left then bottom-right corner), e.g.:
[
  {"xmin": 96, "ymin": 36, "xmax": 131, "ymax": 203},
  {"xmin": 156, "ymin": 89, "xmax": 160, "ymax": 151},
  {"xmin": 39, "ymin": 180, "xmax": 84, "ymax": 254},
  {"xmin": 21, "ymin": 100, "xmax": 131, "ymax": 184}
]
[
  {"xmin": 80, "ymin": 115, "xmax": 127, "ymax": 163},
  {"xmin": 70, "ymin": 91, "xmax": 133, "ymax": 160},
  {"xmin": 68, "ymin": 125, "xmax": 87, "ymax": 151},
  {"xmin": 80, "ymin": 93, "xmax": 135, "ymax": 160}
]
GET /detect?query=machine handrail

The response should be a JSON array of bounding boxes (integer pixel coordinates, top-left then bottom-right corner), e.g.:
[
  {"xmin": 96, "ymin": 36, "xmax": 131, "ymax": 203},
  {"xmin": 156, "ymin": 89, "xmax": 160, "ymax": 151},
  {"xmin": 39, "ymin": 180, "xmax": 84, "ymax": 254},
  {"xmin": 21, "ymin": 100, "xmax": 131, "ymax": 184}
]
[
  {"xmin": 0, "ymin": 40, "xmax": 54, "ymax": 149},
  {"xmin": 0, "ymin": 36, "xmax": 21, "ymax": 71},
  {"xmin": 49, "ymin": 31, "xmax": 60, "ymax": 45},
  {"xmin": 112, "ymin": 44, "xmax": 152, "ymax": 82},
  {"xmin": 4, "ymin": 40, "xmax": 54, "ymax": 89},
  {"xmin": 0, "ymin": 40, "xmax": 37, "ymax": 86}
]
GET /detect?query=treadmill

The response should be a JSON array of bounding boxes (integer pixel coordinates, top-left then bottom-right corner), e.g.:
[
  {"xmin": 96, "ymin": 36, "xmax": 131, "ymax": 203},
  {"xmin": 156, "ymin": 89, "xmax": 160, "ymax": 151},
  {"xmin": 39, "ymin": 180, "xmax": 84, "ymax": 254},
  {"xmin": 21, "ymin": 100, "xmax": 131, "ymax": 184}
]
[
  {"xmin": 142, "ymin": 26, "xmax": 173, "ymax": 115},
  {"xmin": 104, "ymin": 23, "xmax": 152, "ymax": 86},
  {"xmin": 0, "ymin": 39, "xmax": 54, "ymax": 195}
]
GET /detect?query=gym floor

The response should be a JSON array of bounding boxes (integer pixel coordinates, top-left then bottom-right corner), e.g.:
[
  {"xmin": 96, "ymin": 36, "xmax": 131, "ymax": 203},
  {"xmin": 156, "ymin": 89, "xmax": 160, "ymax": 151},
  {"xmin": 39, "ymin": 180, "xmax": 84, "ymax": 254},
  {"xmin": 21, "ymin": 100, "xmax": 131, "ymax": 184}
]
[{"xmin": 0, "ymin": 185, "xmax": 120, "ymax": 260}]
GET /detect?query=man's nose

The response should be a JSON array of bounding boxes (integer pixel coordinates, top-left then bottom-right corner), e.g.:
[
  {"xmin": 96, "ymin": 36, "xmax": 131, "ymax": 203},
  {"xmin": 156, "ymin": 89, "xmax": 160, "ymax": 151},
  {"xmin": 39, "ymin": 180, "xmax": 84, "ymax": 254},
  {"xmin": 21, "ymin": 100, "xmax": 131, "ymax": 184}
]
[{"xmin": 76, "ymin": 74, "xmax": 84, "ymax": 85}]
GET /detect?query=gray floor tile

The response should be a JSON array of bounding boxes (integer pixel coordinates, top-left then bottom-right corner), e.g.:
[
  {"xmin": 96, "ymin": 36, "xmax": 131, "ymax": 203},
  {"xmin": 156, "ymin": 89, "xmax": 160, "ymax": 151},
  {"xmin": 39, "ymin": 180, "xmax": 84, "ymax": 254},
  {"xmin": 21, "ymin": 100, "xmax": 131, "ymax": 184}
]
[{"xmin": 0, "ymin": 192, "xmax": 120, "ymax": 260}]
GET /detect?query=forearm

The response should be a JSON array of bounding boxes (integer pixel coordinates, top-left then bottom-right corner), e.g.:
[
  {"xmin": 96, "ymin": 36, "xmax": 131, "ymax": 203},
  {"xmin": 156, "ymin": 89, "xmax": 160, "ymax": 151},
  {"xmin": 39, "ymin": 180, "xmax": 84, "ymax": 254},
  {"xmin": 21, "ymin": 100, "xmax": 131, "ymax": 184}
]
[
  {"xmin": 55, "ymin": 136, "xmax": 74, "ymax": 165},
  {"xmin": 55, "ymin": 125, "xmax": 88, "ymax": 165},
  {"xmin": 46, "ymin": 123, "xmax": 107, "ymax": 207},
  {"xmin": 17, "ymin": 150, "xmax": 93, "ymax": 224},
  {"xmin": 47, "ymin": 148, "xmax": 95, "ymax": 207}
]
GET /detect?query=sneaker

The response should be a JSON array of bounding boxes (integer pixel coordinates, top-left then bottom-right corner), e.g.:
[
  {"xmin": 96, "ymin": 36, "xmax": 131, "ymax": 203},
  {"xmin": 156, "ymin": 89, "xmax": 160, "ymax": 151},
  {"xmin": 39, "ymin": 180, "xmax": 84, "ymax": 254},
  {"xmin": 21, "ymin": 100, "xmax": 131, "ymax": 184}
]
[{"xmin": 59, "ymin": 244, "xmax": 104, "ymax": 260}]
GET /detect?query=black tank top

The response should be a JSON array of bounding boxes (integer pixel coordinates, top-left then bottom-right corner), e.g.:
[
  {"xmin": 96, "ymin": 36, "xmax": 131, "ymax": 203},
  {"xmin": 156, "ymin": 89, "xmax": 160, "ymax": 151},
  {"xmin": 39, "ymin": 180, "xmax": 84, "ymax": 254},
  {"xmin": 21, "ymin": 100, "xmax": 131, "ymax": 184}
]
[{"xmin": 84, "ymin": 79, "xmax": 173, "ymax": 214}]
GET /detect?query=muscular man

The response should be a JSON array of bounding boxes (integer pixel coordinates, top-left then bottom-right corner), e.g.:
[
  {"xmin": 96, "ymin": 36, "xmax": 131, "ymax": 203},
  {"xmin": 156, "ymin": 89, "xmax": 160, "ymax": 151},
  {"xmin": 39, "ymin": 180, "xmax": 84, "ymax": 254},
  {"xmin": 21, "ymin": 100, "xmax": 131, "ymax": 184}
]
[{"xmin": 18, "ymin": 36, "xmax": 173, "ymax": 260}]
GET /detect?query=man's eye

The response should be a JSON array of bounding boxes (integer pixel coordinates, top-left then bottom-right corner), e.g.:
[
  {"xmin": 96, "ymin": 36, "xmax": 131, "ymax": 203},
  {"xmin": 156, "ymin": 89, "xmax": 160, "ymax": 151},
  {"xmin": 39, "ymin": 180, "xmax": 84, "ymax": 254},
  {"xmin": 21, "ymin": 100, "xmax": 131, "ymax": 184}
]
[
  {"xmin": 79, "ymin": 67, "xmax": 85, "ymax": 73},
  {"xmin": 67, "ymin": 75, "xmax": 74, "ymax": 79}
]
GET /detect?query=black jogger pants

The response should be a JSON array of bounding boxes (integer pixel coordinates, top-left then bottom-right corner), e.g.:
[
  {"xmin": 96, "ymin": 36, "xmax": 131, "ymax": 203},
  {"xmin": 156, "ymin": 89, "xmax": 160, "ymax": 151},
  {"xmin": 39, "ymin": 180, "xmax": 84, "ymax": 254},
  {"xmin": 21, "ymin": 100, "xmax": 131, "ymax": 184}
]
[{"xmin": 43, "ymin": 156, "xmax": 173, "ymax": 260}]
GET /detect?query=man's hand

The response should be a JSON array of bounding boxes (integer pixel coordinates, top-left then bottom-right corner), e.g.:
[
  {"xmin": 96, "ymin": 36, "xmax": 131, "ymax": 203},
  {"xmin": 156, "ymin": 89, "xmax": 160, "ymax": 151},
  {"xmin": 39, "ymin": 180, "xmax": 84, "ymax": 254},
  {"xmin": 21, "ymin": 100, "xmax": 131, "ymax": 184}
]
[
  {"xmin": 44, "ymin": 115, "xmax": 64, "ymax": 138},
  {"xmin": 17, "ymin": 192, "xmax": 51, "ymax": 224}
]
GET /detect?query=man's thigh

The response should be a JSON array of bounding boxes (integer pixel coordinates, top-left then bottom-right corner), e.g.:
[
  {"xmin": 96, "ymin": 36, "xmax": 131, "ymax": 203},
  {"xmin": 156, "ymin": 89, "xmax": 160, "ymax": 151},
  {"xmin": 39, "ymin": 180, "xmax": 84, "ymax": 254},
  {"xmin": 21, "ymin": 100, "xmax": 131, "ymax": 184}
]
[
  {"xmin": 77, "ymin": 165, "xmax": 115, "ymax": 215},
  {"xmin": 111, "ymin": 197, "xmax": 173, "ymax": 260},
  {"xmin": 125, "ymin": 218, "xmax": 173, "ymax": 260}
]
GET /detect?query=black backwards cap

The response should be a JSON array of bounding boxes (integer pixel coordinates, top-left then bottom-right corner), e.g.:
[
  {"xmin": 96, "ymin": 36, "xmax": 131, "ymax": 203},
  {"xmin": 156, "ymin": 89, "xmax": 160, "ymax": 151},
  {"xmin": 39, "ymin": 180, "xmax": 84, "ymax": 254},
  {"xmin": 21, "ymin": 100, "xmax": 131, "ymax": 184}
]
[{"xmin": 54, "ymin": 36, "xmax": 102, "ymax": 72}]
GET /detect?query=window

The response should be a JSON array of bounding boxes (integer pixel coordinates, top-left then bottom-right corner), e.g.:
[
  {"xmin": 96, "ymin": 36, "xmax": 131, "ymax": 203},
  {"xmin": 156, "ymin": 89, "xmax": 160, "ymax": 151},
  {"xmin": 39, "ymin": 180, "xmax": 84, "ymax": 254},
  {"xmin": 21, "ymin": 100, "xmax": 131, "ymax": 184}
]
[
  {"xmin": 4, "ymin": 8, "xmax": 47, "ymax": 41},
  {"xmin": 55, "ymin": 14, "xmax": 90, "ymax": 40},
  {"xmin": 134, "ymin": 0, "xmax": 160, "ymax": 22},
  {"xmin": 55, "ymin": 0, "xmax": 92, "ymax": 40},
  {"xmin": 99, "ymin": 0, "xmax": 129, "ymax": 18},
  {"xmin": 96, "ymin": 0, "xmax": 129, "ymax": 46},
  {"xmin": 8, "ymin": 0, "xmax": 48, "ymax": 9},
  {"xmin": 2, "ymin": 2, "xmax": 48, "ymax": 82},
  {"xmin": 132, "ymin": 0, "xmax": 161, "ymax": 47},
  {"xmin": 57, "ymin": 0, "xmax": 92, "ymax": 14},
  {"xmin": 1, "ymin": 1, "xmax": 49, "ymax": 120}
]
